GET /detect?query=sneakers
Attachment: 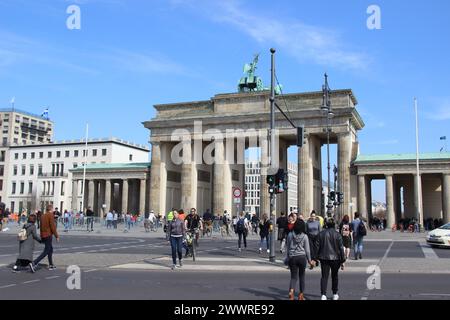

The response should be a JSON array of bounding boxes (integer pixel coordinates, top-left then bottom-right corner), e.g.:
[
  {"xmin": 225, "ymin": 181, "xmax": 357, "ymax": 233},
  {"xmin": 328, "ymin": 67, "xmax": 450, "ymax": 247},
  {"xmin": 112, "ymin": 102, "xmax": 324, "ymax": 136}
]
[
  {"xmin": 359, "ymin": 253, "xmax": 363, "ymax": 260},
  {"xmin": 29, "ymin": 263, "xmax": 36, "ymax": 273},
  {"xmin": 171, "ymin": 264, "xmax": 176, "ymax": 270},
  {"xmin": 48, "ymin": 265, "xmax": 56, "ymax": 271},
  {"xmin": 266, "ymin": 249, "xmax": 270, "ymax": 254},
  {"xmin": 332, "ymin": 294, "xmax": 339, "ymax": 301},
  {"xmin": 298, "ymin": 293, "xmax": 305, "ymax": 301},
  {"xmin": 238, "ymin": 248, "xmax": 242, "ymax": 252},
  {"xmin": 321, "ymin": 295, "xmax": 327, "ymax": 301},
  {"xmin": 12, "ymin": 265, "xmax": 19, "ymax": 273},
  {"xmin": 178, "ymin": 261, "xmax": 183, "ymax": 268},
  {"xmin": 258, "ymin": 248, "xmax": 262, "ymax": 254}
]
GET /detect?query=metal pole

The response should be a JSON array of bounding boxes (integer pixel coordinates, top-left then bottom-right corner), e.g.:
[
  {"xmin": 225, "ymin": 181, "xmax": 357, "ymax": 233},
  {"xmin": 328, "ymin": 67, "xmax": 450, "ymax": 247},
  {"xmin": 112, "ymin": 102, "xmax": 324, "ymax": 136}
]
[
  {"xmin": 269, "ymin": 48, "xmax": 276, "ymax": 262},
  {"xmin": 323, "ymin": 74, "xmax": 333, "ymax": 218},
  {"xmin": 80, "ymin": 124, "xmax": 89, "ymax": 214},
  {"xmin": 414, "ymin": 98, "xmax": 423, "ymax": 231}
]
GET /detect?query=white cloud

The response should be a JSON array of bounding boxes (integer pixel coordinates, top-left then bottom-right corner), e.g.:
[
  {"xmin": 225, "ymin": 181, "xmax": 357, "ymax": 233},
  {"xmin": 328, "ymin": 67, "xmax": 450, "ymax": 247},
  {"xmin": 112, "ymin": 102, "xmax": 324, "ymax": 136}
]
[
  {"xmin": 426, "ymin": 100, "xmax": 450, "ymax": 120},
  {"xmin": 377, "ymin": 139, "xmax": 399, "ymax": 145},
  {"xmin": 170, "ymin": 0, "xmax": 369, "ymax": 71}
]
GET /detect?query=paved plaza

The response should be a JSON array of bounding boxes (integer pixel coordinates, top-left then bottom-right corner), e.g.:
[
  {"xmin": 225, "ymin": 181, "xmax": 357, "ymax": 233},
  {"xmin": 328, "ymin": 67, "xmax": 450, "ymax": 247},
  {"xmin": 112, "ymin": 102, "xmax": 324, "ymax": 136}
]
[{"xmin": 1, "ymin": 223, "xmax": 449, "ymax": 300}]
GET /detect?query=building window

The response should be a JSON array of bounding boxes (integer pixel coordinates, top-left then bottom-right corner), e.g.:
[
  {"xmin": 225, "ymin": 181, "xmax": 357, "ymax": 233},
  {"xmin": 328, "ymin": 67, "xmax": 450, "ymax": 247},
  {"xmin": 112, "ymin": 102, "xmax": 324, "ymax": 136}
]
[
  {"xmin": 65, "ymin": 150, "xmax": 70, "ymax": 158},
  {"xmin": 21, "ymin": 165, "xmax": 26, "ymax": 175},
  {"xmin": 20, "ymin": 182, "xmax": 24, "ymax": 194},
  {"xmin": 60, "ymin": 164, "xmax": 64, "ymax": 176},
  {"xmin": 39, "ymin": 152, "xmax": 43, "ymax": 159},
  {"xmin": 83, "ymin": 150, "xmax": 86, "ymax": 157},
  {"xmin": 0, "ymin": 180, "xmax": 3, "ymax": 191},
  {"xmin": 102, "ymin": 149, "xmax": 107, "ymax": 156},
  {"xmin": 48, "ymin": 151, "xmax": 52, "ymax": 158},
  {"xmin": 74, "ymin": 150, "xmax": 79, "ymax": 157},
  {"xmin": 52, "ymin": 164, "xmax": 55, "ymax": 177},
  {"xmin": 61, "ymin": 181, "xmax": 65, "ymax": 196},
  {"xmin": 92, "ymin": 149, "xmax": 97, "ymax": 157},
  {"xmin": 22, "ymin": 153, "xmax": 27, "ymax": 160},
  {"xmin": 73, "ymin": 163, "xmax": 78, "ymax": 168},
  {"xmin": 13, "ymin": 138, "xmax": 18, "ymax": 144},
  {"xmin": 0, "ymin": 166, "xmax": 3, "ymax": 176},
  {"xmin": 28, "ymin": 182, "xmax": 33, "ymax": 194},
  {"xmin": 10, "ymin": 201, "xmax": 15, "ymax": 213},
  {"xmin": 57, "ymin": 151, "xmax": 61, "ymax": 158},
  {"xmin": 30, "ymin": 165, "xmax": 34, "ymax": 175},
  {"xmin": 14, "ymin": 153, "xmax": 18, "ymax": 160},
  {"xmin": 2, "ymin": 138, "xmax": 7, "ymax": 146},
  {"xmin": 13, "ymin": 166, "xmax": 17, "ymax": 176},
  {"xmin": 0, "ymin": 151, "xmax": 4, "ymax": 162},
  {"xmin": 38, "ymin": 165, "xmax": 43, "ymax": 176},
  {"xmin": 31, "ymin": 152, "xmax": 35, "ymax": 159},
  {"xmin": 12, "ymin": 182, "xmax": 16, "ymax": 194},
  {"xmin": 129, "ymin": 154, "xmax": 133, "ymax": 161}
]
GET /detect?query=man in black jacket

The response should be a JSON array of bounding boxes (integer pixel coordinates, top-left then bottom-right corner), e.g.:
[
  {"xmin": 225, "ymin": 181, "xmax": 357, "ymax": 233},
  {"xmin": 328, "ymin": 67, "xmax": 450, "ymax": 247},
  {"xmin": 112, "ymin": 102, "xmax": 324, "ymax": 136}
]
[
  {"xmin": 317, "ymin": 218, "xmax": 345, "ymax": 301},
  {"xmin": 86, "ymin": 207, "xmax": 94, "ymax": 232}
]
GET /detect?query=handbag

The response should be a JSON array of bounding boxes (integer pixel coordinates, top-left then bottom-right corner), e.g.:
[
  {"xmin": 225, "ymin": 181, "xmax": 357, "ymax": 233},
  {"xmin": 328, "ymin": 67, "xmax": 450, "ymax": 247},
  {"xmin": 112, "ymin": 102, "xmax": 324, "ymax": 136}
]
[{"xmin": 17, "ymin": 227, "xmax": 28, "ymax": 241}]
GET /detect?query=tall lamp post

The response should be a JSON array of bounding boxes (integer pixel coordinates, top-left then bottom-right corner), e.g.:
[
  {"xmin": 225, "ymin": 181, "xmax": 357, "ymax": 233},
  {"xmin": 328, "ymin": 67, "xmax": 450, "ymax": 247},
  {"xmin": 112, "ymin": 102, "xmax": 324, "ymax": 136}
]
[{"xmin": 321, "ymin": 74, "xmax": 334, "ymax": 218}]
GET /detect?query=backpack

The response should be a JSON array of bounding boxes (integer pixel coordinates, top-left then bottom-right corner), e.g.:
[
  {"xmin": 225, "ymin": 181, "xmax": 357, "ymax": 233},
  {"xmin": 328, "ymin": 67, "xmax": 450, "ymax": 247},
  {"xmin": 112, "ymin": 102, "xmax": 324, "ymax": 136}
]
[
  {"xmin": 358, "ymin": 221, "xmax": 367, "ymax": 237},
  {"xmin": 18, "ymin": 227, "xmax": 28, "ymax": 241},
  {"xmin": 236, "ymin": 218, "xmax": 245, "ymax": 233},
  {"xmin": 341, "ymin": 224, "xmax": 350, "ymax": 237}
]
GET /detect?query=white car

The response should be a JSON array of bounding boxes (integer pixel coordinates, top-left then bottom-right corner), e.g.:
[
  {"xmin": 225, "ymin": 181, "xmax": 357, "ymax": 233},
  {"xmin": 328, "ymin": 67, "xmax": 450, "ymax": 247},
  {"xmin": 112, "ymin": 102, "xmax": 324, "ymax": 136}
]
[{"xmin": 426, "ymin": 223, "xmax": 450, "ymax": 248}]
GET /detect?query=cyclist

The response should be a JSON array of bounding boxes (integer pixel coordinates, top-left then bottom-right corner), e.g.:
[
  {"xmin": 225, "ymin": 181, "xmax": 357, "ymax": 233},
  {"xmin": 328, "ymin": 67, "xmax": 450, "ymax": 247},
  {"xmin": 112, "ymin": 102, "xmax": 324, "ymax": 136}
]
[
  {"xmin": 202, "ymin": 209, "xmax": 213, "ymax": 236},
  {"xmin": 184, "ymin": 208, "xmax": 203, "ymax": 256}
]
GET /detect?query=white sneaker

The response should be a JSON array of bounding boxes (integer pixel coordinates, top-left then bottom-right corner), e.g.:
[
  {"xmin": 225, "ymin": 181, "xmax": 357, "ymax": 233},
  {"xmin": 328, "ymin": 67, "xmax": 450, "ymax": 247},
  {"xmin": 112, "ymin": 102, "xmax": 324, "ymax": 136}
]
[
  {"xmin": 321, "ymin": 295, "xmax": 327, "ymax": 301},
  {"xmin": 332, "ymin": 294, "xmax": 339, "ymax": 301},
  {"xmin": 266, "ymin": 249, "xmax": 270, "ymax": 254},
  {"xmin": 258, "ymin": 248, "xmax": 262, "ymax": 253},
  {"xmin": 238, "ymin": 248, "xmax": 242, "ymax": 252}
]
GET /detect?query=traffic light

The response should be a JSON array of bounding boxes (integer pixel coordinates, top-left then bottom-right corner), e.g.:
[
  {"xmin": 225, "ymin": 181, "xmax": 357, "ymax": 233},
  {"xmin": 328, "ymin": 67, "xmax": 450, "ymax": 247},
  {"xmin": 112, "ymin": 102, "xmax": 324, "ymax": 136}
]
[
  {"xmin": 266, "ymin": 169, "xmax": 287, "ymax": 194},
  {"xmin": 297, "ymin": 126, "xmax": 305, "ymax": 147},
  {"xmin": 275, "ymin": 169, "xmax": 286, "ymax": 194},
  {"xmin": 336, "ymin": 192, "xmax": 344, "ymax": 205},
  {"xmin": 329, "ymin": 191, "xmax": 336, "ymax": 202}
]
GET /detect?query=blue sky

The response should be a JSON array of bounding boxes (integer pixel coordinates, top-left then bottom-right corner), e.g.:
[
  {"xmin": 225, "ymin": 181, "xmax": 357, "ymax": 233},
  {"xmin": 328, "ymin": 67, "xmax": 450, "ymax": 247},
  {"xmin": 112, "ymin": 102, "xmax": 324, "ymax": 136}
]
[{"xmin": 1, "ymin": 0, "xmax": 449, "ymax": 201}]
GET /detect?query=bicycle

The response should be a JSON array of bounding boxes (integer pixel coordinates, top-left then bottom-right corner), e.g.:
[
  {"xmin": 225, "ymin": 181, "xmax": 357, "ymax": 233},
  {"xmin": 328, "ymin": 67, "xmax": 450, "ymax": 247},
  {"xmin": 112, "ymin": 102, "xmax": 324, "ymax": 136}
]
[{"xmin": 185, "ymin": 228, "xmax": 200, "ymax": 261}]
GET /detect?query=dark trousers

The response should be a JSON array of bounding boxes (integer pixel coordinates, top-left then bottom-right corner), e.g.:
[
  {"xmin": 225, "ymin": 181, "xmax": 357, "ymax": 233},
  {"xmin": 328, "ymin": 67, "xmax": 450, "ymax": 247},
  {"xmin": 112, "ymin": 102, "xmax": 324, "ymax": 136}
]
[
  {"xmin": 289, "ymin": 255, "xmax": 307, "ymax": 293},
  {"xmin": 33, "ymin": 237, "xmax": 54, "ymax": 266},
  {"xmin": 170, "ymin": 236, "xmax": 183, "ymax": 265},
  {"xmin": 308, "ymin": 234, "xmax": 320, "ymax": 262},
  {"xmin": 86, "ymin": 217, "xmax": 94, "ymax": 231},
  {"xmin": 238, "ymin": 231, "xmax": 247, "ymax": 248},
  {"xmin": 320, "ymin": 260, "xmax": 341, "ymax": 295}
]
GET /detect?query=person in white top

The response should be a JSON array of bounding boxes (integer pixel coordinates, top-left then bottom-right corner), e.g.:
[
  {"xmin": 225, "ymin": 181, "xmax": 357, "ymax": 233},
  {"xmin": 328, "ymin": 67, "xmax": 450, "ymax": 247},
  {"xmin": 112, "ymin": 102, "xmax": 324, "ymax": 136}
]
[
  {"xmin": 113, "ymin": 211, "xmax": 118, "ymax": 229},
  {"xmin": 106, "ymin": 211, "xmax": 113, "ymax": 229},
  {"xmin": 148, "ymin": 210, "xmax": 156, "ymax": 231}
]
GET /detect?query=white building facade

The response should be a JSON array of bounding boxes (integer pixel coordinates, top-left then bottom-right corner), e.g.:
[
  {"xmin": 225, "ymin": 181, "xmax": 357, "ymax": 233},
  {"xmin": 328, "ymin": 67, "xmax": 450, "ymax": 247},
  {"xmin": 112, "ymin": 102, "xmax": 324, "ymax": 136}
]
[
  {"xmin": 244, "ymin": 160, "xmax": 298, "ymax": 216},
  {"xmin": 4, "ymin": 138, "xmax": 149, "ymax": 213},
  {"xmin": 0, "ymin": 108, "xmax": 53, "ymax": 203}
]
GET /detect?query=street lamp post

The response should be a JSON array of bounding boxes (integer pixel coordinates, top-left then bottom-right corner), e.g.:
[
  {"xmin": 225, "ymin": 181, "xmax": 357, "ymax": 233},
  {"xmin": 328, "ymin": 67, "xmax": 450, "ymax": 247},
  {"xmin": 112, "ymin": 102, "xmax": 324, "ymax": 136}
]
[
  {"xmin": 322, "ymin": 74, "xmax": 334, "ymax": 218},
  {"xmin": 269, "ymin": 48, "xmax": 276, "ymax": 262}
]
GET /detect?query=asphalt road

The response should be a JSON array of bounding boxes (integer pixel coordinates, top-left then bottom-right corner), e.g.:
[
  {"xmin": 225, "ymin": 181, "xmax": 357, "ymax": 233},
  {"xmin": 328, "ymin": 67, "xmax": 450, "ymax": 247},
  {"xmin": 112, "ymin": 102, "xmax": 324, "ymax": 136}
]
[{"xmin": 1, "ymin": 230, "xmax": 450, "ymax": 300}]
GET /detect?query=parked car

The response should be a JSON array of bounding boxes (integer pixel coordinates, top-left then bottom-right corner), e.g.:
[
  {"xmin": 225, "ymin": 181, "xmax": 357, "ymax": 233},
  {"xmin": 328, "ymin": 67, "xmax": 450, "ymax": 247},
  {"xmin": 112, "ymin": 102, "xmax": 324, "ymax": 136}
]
[{"xmin": 426, "ymin": 223, "xmax": 450, "ymax": 248}]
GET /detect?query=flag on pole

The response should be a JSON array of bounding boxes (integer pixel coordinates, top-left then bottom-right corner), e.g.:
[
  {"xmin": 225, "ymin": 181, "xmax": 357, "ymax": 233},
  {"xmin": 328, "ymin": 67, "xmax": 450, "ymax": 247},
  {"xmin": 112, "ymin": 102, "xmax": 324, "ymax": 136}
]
[
  {"xmin": 41, "ymin": 107, "xmax": 49, "ymax": 119},
  {"xmin": 10, "ymin": 97, "xmax": 15, "ymax": 104},
  {"xmin": 440, "ymin": 147, "xmax": 444, "ymax": 152}
]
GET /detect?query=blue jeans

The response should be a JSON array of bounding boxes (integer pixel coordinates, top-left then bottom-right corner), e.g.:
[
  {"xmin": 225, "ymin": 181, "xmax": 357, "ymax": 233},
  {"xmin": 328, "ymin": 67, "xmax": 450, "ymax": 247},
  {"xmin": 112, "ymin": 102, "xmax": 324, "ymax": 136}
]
[
  {"xmin": 34, "ymin": 236, "xmax": 54, "ymax": 266},
  {"xmin": 354, "ymin": 235, "xmax": 364, "ymax": 257},
  {"xmin": 260, "ymin": 235, "xmax": 269, "ymax": 250},
  {"xmin": 170, "ymin": 236, "xmax": 183, "ymax": 265}
]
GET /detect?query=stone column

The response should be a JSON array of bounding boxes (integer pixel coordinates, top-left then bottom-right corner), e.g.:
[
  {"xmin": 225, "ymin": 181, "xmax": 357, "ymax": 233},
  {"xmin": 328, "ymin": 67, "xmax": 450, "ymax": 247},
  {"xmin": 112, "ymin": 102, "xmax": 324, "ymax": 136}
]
[
  {"xmin": 358, "ymin": 175, "xmax": 368, "ymax": 220},
  {"xmin": 180, "ymin": 142, "xmax": 197, "ymax": 211},
  {"xmin": 386, "ymin": 174, "xmax": 396, "ymax": 229},
  {"xmin": 149, "ymin": 142, "xmax": 167, "ymax": 215},
  {"xmin": 88, "ymin": 180, "xmax": 95, "ymax": 210},
  {"xmin": 442, "ymin": 174, "xmax": 450, "ymax": 223},
  {"xmin": 139, "ymin": 179, "xmax": 146, "ymax": 215},
  {"xmin": 72, "ymin": 180, "xmax": 78, "ymax": 211},
  {"xmin": 213, "ymin": 140, "xmax": 225, "ymax": 215},
  {"xmin": 298, "ymin": 136, "xmax": 313, "ymax": 215},
  {"xmin": 414, "ymin": 174, "xmax": 423, "ymax": 225},
  {"xmin": 122, "ymin": 179, "xmax": 129, "ymax": 214},
  {"xmin": 338, "ymin": 133, "xmax": 352, "ymax": 220},
  {"xmin": 105, "ymin": 180, "xmax": 111, "ymax": 213}
]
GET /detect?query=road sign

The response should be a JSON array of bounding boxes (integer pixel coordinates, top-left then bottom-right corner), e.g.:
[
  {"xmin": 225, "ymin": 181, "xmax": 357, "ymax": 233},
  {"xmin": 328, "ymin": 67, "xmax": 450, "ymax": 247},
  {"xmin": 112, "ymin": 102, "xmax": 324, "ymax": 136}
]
[
  {"xmin": 233, "ymin": 198, "xmax": 241, "ymax": 204},
  {"xmin": 233, "ymin": 188, "xmax": 241, "ymax": 198}
]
